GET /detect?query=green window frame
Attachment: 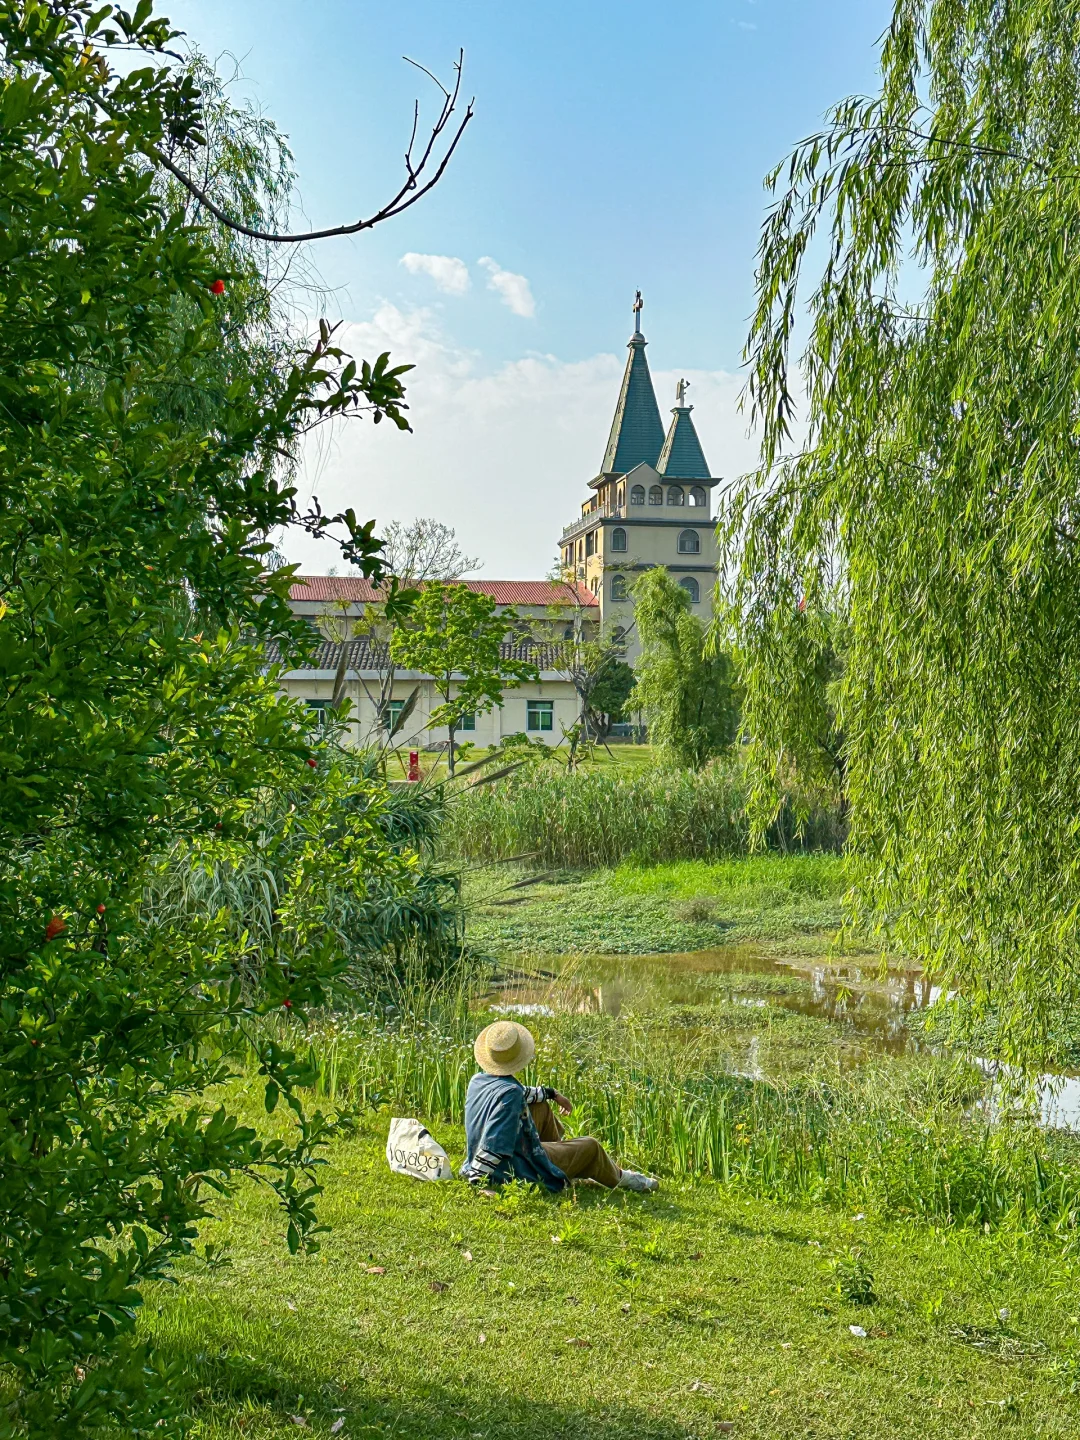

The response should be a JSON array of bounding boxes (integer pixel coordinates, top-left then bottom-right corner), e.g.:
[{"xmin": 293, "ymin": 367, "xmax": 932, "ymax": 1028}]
[
  {"xmin": 459, "ymin": 711, "xmax": 476, "ymax": 731},
  {"xmin": 526, "ymin": 700, "xmax": 554, "ymax": 732}
]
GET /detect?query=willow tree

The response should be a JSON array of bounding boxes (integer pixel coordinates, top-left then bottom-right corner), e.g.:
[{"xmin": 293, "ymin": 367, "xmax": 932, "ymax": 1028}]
[{"xmin": 720, "ymin": 0, "xmax": 1080, "ymax": 1064}]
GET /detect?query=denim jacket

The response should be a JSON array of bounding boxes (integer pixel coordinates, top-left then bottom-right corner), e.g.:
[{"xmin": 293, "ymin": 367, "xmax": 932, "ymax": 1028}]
[{"xmin": 460, "ymin": 1071, "xmax": 567, "ymax": 1191}]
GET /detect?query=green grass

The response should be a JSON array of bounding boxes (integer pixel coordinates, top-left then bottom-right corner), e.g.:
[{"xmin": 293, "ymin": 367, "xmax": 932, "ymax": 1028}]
[
  {"xmin": 465, "ymin": 855, "xmax": 848, "ymax": 958},
  {"xmin": 147, "ymin": 1105, "xmax": 1080, "ymax": 1439}
]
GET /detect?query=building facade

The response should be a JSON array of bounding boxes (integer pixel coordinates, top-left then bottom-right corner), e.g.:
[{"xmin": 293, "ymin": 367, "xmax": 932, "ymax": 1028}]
[
  {"xmin": 558, "ymin": 295, "xmax": 719, "ymax": 662},
  {"xmin": 277, "ymin": 577, "xmax": 596, "ymax": 750},
  {"xmin": 278, "ymin": 299, "xmax": 718, "ymax": 749}
]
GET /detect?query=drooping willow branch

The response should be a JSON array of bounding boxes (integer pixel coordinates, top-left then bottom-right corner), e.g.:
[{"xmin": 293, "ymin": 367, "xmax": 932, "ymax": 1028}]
[{"xmin": 150, "ymin": 51, "xmax": 473, "ymax": 244}]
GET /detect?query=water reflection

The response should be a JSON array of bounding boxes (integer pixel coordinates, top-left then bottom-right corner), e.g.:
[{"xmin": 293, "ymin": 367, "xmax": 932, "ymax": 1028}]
[
  {"xmin": 488, "ymin": 946, "xmax": 1080, "ymax": 1131},
  {"xmin": 489, "ymin": 944, "xmax": 933, "ymax": 1058}
]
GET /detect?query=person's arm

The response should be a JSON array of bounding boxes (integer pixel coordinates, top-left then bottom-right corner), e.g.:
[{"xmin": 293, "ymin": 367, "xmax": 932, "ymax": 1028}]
[{"xmin": 522, "ymin": 1083, "xmax": 572, "ymax": 1115}]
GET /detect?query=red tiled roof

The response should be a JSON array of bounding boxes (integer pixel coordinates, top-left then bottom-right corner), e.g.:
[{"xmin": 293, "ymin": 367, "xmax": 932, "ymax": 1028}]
[{"xmin": 288, "ymin": 576, "xmax": 599, "ymax": 608}]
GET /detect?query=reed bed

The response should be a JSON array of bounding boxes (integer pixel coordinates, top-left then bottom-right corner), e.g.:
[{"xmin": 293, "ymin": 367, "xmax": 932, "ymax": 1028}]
[
  {"xmin": 268, "ymin": 992, "xmax": 1080, "ymax": 1235},
  {"xmin": 442, "ymin": 762, "xmax": 843, "ymax": 868}
]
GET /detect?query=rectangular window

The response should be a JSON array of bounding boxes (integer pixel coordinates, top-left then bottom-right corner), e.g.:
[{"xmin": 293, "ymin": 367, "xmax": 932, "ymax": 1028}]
[
  {"xmin": 585, "ymin": 530, "xmax": 596, "ymax": 557},
  {"xmin": 381, "ymin": 699, "xmax": 406, "ymax": 732},
  {"xmin": 526, "ymin": 700, "xmax": 554, "ymax": 732},
  {"xmin": 459, "ymin": 712, "xmax": 476, "ymax": 731},
  {"xmin": 306, "ymin": 700, "xmax": 330, "ymax": 727}
]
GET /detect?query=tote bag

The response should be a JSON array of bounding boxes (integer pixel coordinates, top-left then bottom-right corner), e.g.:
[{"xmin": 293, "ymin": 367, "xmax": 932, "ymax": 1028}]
[{"xmin": 386, "ymin": 1117, "xmax": 453, "ymax": 1182}]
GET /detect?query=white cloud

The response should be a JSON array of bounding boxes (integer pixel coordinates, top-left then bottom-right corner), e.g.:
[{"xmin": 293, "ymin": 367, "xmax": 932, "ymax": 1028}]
[
  {"xmin": 291, "ymin": 304, "xmax": 769, "ymax": 579},
  {"xmin": 478, "ymin": 256, "xmax": 536, "ymax": 318},
  {"xmin": 399, "ymin": 252, "xmax": 471, "ymax": 295}
]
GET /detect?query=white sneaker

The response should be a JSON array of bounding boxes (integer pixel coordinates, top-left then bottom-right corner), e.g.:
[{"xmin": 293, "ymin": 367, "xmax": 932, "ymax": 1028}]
[{"xmin": 617, "ymin": 1169, "xmax": 659, "ymax": 1193}]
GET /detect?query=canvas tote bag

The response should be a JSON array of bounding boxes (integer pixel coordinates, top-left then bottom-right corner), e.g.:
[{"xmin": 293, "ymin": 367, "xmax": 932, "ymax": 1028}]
[{"xmin": 386, "ymin": 1117, "xmax": 453, "ymax": 1182}]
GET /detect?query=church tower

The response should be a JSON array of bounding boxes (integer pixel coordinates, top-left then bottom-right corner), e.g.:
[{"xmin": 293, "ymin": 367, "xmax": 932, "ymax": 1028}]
[{"xmin": 558, "ymin": 295, "xmax": 720, "ymax": 661}]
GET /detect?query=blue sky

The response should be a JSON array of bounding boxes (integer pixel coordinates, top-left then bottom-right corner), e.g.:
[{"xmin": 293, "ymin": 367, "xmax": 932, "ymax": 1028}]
[{"xmin": 168, "ymin": 0, "xmax": 892, "ymax": 575}]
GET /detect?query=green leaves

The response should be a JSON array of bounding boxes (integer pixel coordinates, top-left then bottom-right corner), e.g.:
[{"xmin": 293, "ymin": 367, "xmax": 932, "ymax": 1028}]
[
  {"xmin": 0, "ymin": 3, "xmax": 426, "ymax": 1432},
  {"xmin": 630, "ymin": 568, "xmax": 739, "ymax": 771},
  {"xmin": 727, "ymin": 0, "xmax": 1080, "ymax": 1065}
]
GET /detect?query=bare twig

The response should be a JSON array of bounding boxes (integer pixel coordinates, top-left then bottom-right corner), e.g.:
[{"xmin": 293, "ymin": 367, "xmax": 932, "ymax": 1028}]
[{"xmin": 148, "ymin": 52, "xmax": 473, "ymax": 244}]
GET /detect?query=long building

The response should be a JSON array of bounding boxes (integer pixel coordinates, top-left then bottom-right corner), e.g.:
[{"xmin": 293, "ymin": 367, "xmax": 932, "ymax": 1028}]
[{"xmin": 277, "ymin": 298, "xmax": 719, "ymax": 750}]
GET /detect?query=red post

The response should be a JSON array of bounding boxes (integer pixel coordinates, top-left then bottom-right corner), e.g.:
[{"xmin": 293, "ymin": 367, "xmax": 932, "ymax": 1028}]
[{"xmin": 407, "ymin": 750, "xmax": 420, "ymax": 783}]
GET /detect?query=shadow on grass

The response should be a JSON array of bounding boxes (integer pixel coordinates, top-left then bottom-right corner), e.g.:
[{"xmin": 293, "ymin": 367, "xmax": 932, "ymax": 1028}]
[{"xmin": 163, "ymin": 1340, "xmax": 717, "ymax": 1439}]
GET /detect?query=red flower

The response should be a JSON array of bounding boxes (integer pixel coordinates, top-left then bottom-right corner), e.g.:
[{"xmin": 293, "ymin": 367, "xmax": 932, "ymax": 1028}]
[
  {"xmin": 307, "ymin": 758, "xmax": 317, "ymax": 769},
  {"xmin": 282, "ymin": 998, "xmax": 293, "ymax": 1009},
  {"xmin": 210, "ymin": 279, "xmax": 225, "ymax": 295},
  {"xmin": 44, "ymin": 916, "xmax": 65, "ymax": 941},
  {"xmin": 96, "ymin": 903, "xmax": 106, "ymax": 916}
]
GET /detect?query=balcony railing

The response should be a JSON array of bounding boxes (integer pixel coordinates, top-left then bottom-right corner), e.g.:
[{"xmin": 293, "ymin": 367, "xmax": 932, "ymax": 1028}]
[{"xmin": 561, "ymin": 504, "xmax": 625, "ymax": 540}]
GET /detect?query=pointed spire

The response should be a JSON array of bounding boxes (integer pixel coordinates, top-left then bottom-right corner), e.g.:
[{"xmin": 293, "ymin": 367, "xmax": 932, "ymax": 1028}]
[
  {"xmin": 601, "ymin": 293, "xmax": 665, "ymax": 474},
  {"xmin": 656, "ymin": 378, "xmax": 711, "ymax": 479}
]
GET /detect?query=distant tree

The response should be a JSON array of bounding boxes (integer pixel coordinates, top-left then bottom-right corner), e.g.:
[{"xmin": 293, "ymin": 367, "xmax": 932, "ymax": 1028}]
[
  {"xmin": 379, "ymin": 517, "xmax": 481, "ymax": 582},
  {"xmin": 630, "ymin": 568, "xmax": 739, "ymax": 769},
  {"xmin": 391, "ymin": 583, "xmax": 537, "ymax": 773},
  {"xmin": 590, "ymin": 655, "xmax": 636, "ymax": 730}
]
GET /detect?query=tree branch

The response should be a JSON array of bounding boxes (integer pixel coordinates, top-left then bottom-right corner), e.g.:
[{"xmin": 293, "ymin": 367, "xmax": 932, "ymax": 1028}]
[{"xmin": 149, "ymin": 52, "xmax": 473, "ymax": 244}]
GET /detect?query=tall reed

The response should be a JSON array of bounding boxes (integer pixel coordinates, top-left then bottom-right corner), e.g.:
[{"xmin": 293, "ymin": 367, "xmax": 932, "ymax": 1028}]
[
  {"xmin": 442, "ymin": 762, "xmax": 843, "ymax": 868},
  {"xmin": 275, "ymin": 991, "xmax": 1080, "ymax": 1235}
]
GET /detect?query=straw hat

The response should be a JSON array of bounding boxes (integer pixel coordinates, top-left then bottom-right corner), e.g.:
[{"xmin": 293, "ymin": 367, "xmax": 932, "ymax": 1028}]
[{"xmin": 473, "ymin": 1020, "xmax": 536, "ymax": 1076}]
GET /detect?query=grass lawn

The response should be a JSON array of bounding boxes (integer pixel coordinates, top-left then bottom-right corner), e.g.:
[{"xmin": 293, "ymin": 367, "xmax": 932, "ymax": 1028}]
[
  {"xmin": 466, "ymin": 854, "xmax": 849, "ymax": 958},
  {"xmin": 149, "ymin": 1106, "xmax": 1080, "ymax": 1439}
]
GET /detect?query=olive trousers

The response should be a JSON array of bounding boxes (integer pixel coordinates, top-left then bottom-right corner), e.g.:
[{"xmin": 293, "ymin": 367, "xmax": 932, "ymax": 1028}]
[{"xmin": 529, "ymin": 1100, "xmax": 622, "ymax": 1189}]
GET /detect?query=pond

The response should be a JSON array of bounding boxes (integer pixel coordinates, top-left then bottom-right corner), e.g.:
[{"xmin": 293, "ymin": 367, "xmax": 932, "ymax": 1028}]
[{"xmin": 486, "ymin": 943, "xmax": 1080, "ymax": 1130}]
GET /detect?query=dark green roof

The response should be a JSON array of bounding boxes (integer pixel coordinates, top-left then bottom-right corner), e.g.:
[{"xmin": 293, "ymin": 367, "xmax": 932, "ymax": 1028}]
[
  {"xmin": 657, "ymin": 404, "xmax": 711, "ymax": 479},
  {"xmin": 601, "ymin": 335, "xmax": 665, "ymax": 475}
]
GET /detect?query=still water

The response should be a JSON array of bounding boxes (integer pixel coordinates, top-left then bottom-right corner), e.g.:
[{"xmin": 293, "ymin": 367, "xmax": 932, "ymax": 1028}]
[{"xmin": 487, "ymin": 943, "xmax": 1080, "ymax": 1130}]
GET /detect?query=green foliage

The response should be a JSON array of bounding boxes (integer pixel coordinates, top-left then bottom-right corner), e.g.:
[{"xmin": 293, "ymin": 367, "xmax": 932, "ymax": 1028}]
[
  {"xmin": 0, "ymin": 4, "xmax": 417, "ymax": 1432},
  {"xmin": 828, "ymin": 1248, "xmax": 877, "ymax": 1306},
  {"xmin": 589, "ymin": 656, "xmax": 635, "ymax": 726},
  {"xmin": 390, "ymin": 583, "xmax": 537, "ymax": 773},
  {"xmin": 723, "ymin": 0, "xmax": 1080, "ymax": 1064},
  {"xmin": 442, "ymin": 763, "xmax": 844, "ymax": 869},
  {"xmin": 145, "ymin": 748, "xmax": 463, "ymax": 995},
  {"xmin": 629, "ymin": 568, "xmax": 739, "ymax": 770}
]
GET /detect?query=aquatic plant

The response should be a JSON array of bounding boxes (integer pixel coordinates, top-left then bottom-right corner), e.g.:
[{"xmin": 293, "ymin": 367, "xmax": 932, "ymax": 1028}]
[{"xmin": 443, "ymin": 762, "xmax": 843, "ymax": 868}]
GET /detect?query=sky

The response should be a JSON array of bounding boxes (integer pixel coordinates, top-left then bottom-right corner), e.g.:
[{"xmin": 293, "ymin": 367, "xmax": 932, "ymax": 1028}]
[{"xmin": 167, "ymin": 0, "xmax": 893, "ymax": 577}]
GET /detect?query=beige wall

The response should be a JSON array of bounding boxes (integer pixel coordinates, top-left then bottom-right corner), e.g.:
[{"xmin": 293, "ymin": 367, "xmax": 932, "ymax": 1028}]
[
  {"xmin": 278, "ymin": 673, "xmax": 580, "ymax": 750},
  {"xmin": 560, "ymin": 463, "xmax": 717, "ymax": 664}
]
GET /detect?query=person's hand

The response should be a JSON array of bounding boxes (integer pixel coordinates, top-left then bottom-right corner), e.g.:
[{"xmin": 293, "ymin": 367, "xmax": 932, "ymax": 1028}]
[{"xmin": 551, "ymin": 1091, "xmax": 573, "ymax": 1115}]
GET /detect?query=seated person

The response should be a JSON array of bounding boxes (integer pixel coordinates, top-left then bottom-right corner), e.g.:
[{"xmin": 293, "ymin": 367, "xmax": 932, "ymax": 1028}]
[{"xmin": 460, "ymin": 1020, "xmax": 659, "ymax": 1193}]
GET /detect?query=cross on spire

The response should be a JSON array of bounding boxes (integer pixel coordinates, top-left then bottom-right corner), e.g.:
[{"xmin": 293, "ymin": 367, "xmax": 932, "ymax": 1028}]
[{"xmin": 632, "ymin": 289, "xmax": 643, "ymax": 334}]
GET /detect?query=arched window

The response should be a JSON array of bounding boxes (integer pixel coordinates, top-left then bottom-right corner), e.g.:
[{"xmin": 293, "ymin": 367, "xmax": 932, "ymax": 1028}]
[
  {"xmin": 689, "ymin": 486, "xmax": 707, "ymax": 508},
  {"xmin": 667, "ymin": 485, "xmax": 685, "ymax": 506},
  {"xmin": 648, "ymin": 485, "xmax": 663, "ymax": 505},
  {"xmin": 630, "ymin": 484, "xmax": 645, "ymax": 505},
  {"xmin": 679, "ymin": 576, "xmax": 700, "ymax": 603},
  {"xmin": 611, "ymin": 573, "xmax": 628, "ymax": 601},
  {"xmin": 678, "ymin": 529, "xmax": 701, "ymax": 554},
  {"xmin": 611, "ymin": 527, "xmax": 627, "ymax": 552},
  {"xmin": 616, "ymin": 487, "xmax": 624, "ymax": 508}
]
